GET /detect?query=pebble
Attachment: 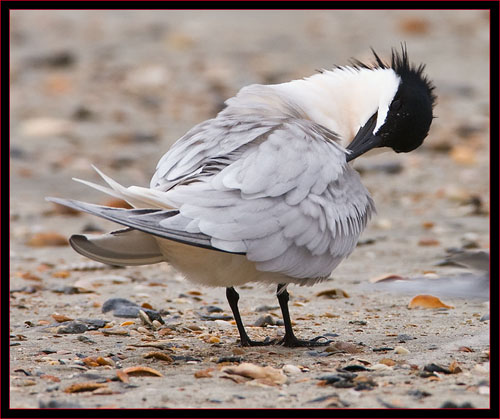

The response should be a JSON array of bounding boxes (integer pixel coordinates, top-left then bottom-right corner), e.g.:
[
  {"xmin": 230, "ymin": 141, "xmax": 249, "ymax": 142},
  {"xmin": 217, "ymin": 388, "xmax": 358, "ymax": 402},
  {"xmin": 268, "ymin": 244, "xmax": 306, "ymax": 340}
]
[
  {"xmin": 214, "ymin": 320, "xmax": 233, "ymax": 329},
  {"xmin": 55, "ymin": 321, "xmax": 88, "ymax": 334},
  {"xmin": 253, "ymin": 315, "xmax": 276, "ymax": 327},
  {"xmin": 372, "ymin": 347, "xmax": 394, "ymax": 352},
  {"xmin": 102, "ymin": 298, "xmax": 164, "ymax": 324},
  {"xmin": 317, "ymin": 372, "xmax": 376, "ymax": 391},
  {"xmin": 39, "ymin": 400, "xmax": 82, "ymax": 408},
  {"xmin": 77, "ymin": 319, "xmax": 108, "ymax": 330},
  {"xmin": 29, "ymin": 50, "xmax": 76, "ymax": 68},
  {"xmin": 282, "ymin": 364, "xmax": 302, "ymax": 375},
  {"xmin": 408, "ymin": 389, "xmax": 432, "ymax": 399},
  {"xmin": 394, "ymin": 346, "xmax": 410, "ymax": 355},
  {"xmin": 339, "ymin": 365, "xmax": 372, "ymax": 372},
  {"xmin": 440, "ymin": 401, "xmax": 474, "ymax": 408},
  {"xmin": 51, "ymin": 286, "xmax": 90, "ymax": 295},
  {"xmin": 205, "ymin": 305, "xmax": 224, "ymax": 313},
  {"xmin": 480, "ymin": 313, "xmax": 489, "ymax": 321},
  {"xmin": 255, "ymin": 305, "xmax": 280, "ymax": 312},
  {"xmin": 306, "ymin": 350, "xmax": 331, "ymax": 357},
  {"xmin": 370, "ymin": 363, "xmax": 391, "ymax": 371},
  {"xmin": 423, "ymin": 363, "xmax": 451, "ymax": 374},
  {"xmin": 397, "ymin": 334, "xmax": 414, "ymax": 342},
  {"xmin": 217, "ymin": 356, "xmax": 242, "ymax": 364},
  {"xmin": 197, "ymin": 313, "xmax": 233, "ymax": 321},
  {"xmin": 77, "ymin": 336, "xmax": 95, "ymax": 344}
]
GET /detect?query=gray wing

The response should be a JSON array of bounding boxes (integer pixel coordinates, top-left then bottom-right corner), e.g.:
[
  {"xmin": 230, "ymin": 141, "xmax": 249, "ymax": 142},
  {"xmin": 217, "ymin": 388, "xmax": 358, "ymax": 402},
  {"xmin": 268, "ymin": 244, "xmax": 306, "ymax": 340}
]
[
  {"xmin": 46, "ymin": 197, "xmax": 243, "ymax": 255},
  {"xmin": 157, "ymin": 117, "xmax": 375, "ymax": 279}
]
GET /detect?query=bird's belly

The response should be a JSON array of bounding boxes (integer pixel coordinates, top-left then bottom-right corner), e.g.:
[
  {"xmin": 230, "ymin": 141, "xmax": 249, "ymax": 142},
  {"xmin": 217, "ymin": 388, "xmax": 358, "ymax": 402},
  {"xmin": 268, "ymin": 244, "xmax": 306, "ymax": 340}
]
[{"xmin": 155, "ymin": 238, "xmax": 289, "ymax": 287}]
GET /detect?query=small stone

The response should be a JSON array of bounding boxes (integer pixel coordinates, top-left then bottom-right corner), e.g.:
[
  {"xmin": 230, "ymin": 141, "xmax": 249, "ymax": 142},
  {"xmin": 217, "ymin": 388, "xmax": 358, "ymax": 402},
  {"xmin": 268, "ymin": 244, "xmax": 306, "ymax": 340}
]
[
  {"xmin": 282, "ymin": 364, "xmax": 302, "ymax": 375},
  {"xmin": 339, "ymin": 365, "xmax": 371, "ymax": 372},
  {"xmin": 205, "ymin": 306, "xmax": 224, "ymax": 313},
  {"xmin": 408, "ymin": 389, "xmax": 432, "ymax": 399},
  {"xmin": 440, "ymin": 401, "xmax": 474, "ymax": 408},
  {"xmin": 77, "ymin": 336, "xmax": 95, "ymax": 344},
  {"xmin": 39, "ymin": 400, "xmax": 81, "ymax": 408},
  {"xmin": 394, "ymin": 346, "xmax": 410, "ymax": 355},
  {"xmin": 371, "ymin": 363, "xmax": 391, "ymax": 371},
  {"xmin": 102, "ymin": 298, "xmax": 164, "ymax": 323},
  {"xmin": 77, "ymin": 319, "xmax": 108, "ymax": 330},
  {"xmin": 423, "ymin": 363, "xmax": 451, "ymax": 374},
  {"xmin": 397, "ymin": 334, "xmax": 414, "ymax": 342},
  {"xmin": 214, "ymin": 320, "xmax": 232, "ymax": 329},
  {"xmin": 56, "ymin": 321, "xmax": 88, "ymax": 334},
  {"xmin": 217, "ymin": 356, "xmax": 241, "ymax": 364},
  {"xmin": 253, "ymin": 315, "xmax": 276, "ymax": 327}
]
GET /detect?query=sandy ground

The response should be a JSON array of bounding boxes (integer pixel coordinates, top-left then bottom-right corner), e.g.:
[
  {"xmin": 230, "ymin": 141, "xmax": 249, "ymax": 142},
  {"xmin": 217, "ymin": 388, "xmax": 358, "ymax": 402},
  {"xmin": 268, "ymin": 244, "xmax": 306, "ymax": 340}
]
[{"xmin": 9, "ymin": 10, "xmax": 491, "ymax": 410}]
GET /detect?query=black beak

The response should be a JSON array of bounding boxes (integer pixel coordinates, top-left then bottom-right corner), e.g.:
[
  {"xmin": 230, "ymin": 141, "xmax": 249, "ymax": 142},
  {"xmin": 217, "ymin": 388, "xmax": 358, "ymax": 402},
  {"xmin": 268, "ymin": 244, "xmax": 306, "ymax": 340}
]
[{"xmin": 346, "ymin": 112, "xmax": 383, "ymax": 162}]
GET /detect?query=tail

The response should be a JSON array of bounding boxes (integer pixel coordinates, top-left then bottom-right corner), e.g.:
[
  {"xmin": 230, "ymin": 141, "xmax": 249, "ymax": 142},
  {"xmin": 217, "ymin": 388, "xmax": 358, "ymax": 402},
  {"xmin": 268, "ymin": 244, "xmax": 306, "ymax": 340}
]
[
  {"xmin": 46, "ymin": 197, "xmax": 244, "ymax": 255},
  {"xmin": 69, "ymin": 227, "xmax": 165, "ymax": 266}
]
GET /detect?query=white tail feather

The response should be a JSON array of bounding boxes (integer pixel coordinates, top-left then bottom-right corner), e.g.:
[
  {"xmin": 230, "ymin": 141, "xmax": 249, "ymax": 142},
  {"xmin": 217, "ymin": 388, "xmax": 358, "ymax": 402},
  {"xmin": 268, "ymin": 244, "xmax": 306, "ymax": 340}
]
[{"xmin": 74, "ymin": 166, "xmax": 178, "ymax": 209}]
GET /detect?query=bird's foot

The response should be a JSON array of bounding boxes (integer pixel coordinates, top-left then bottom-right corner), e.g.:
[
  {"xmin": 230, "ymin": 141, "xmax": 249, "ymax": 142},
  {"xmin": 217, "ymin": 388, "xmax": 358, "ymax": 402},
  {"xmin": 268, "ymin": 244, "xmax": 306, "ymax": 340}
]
[
  {"xmin": 277, "ymin": 334, "xmax": 332, "ymax": 348},
  {"xmin": 239, "ymin": 336, "xmax": 278, "ymax": 347}
]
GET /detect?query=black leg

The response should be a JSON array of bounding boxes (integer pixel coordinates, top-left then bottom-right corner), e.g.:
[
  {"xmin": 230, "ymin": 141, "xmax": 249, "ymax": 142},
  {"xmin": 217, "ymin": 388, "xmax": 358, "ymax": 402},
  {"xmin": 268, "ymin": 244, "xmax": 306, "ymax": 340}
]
[
  {"xmin": 276, "ymin": 284, "xmax": 331, "ymax": 347},
  {"xmin": 226, "ymin": 287, "xmax": 275, "ymax": 347}
]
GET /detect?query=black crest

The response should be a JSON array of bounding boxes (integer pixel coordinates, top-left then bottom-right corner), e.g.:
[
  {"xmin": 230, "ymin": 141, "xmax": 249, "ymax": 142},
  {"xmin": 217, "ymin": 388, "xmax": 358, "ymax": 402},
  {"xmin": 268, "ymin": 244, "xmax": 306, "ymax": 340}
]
[
  {"xmin": 389, "ymin": 44, "xmax": 437, "ymax": 108},
  {"xmin": 348, "ymin": 44, "xmax": 437, "ymax": 108}
]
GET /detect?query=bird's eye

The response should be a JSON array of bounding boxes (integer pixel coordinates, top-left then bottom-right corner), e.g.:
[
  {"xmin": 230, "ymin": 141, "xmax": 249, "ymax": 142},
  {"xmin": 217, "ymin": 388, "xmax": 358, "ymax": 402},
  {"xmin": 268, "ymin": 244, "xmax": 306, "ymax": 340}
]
[{"xmin": 390, "ymin": 99, "xmax": 401, "ymax": 111}]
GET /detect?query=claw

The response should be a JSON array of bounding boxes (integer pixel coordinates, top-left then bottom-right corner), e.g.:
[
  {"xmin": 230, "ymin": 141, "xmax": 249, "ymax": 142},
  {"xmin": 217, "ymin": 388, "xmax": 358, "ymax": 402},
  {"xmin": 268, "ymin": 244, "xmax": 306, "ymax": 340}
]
[
  {"xmin": 239, "ymin": 336, "xmax": 278, "ymax": 347},
  {"xmin": 278, "ymin": 335, "xmax": 332, "ymax": 348}
]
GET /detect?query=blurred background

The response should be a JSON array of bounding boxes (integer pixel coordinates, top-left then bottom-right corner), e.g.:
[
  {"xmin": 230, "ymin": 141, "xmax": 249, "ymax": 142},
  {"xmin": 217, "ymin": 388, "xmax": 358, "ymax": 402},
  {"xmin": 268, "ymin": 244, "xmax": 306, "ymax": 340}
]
[{"xmin": 10, "ymin": 9, "xmax": 489, "ymax": 266}]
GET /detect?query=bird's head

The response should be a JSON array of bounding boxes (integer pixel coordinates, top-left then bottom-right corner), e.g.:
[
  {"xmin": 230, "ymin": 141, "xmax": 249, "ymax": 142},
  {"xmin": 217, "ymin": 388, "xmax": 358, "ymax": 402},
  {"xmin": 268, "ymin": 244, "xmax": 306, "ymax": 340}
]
[{"xmin": 346, "ymin": 45, "xmax": 436, "ymax": 162}]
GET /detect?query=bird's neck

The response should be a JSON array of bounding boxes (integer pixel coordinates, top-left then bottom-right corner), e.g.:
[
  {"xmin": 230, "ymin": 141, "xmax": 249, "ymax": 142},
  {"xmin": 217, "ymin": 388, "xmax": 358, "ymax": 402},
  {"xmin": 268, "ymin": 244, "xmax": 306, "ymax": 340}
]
[{"xmin": 271, "ymin": 68, "xmax": 401, "ymax": 146}]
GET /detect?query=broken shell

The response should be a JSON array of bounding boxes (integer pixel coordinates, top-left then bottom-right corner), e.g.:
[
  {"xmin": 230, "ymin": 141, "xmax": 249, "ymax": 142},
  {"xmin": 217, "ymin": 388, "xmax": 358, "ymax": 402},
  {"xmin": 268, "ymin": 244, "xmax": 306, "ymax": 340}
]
[
  {"xmin": 143, "ymin": 352, "xmax": 173, "ymax": 363},
  {"xmin": 408, "ymin": 295, "xmax": 454, "ymax": 309},
  {"xmin": 51, "ymin": 313, "xmax": 74, "ymax": 323},
  {"xmin": 116, "ymin": 369, "xmax": 130, "ymax": 383},
  {"xmin": 138, "ymin": 310, "xmax": 153, "ymax": 326},
  {"xmin": 122, "ymin": 366, "xmax": 163, "ymax": 377},
  {"xmin": 222, "ymin": 362, "xmax": 287, "ymax": 385},
  {"xmin": 194, "ymin": 368, "xmax": 214, "ymax": 378},
  {"xmin": 316, "ymin": 288, "xmax": 349, "ymax": 299},
  {"xmin": 64, "ymin": 382, "xmax": 108, "ymax": 393}
]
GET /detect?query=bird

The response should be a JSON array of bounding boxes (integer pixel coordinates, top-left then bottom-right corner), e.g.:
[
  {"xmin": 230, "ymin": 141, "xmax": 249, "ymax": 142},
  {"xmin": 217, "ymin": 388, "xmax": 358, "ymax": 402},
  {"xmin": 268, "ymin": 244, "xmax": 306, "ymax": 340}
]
[{"xmin": 47, "ymin": 45, "xmax": 436, "ymax": 347}]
